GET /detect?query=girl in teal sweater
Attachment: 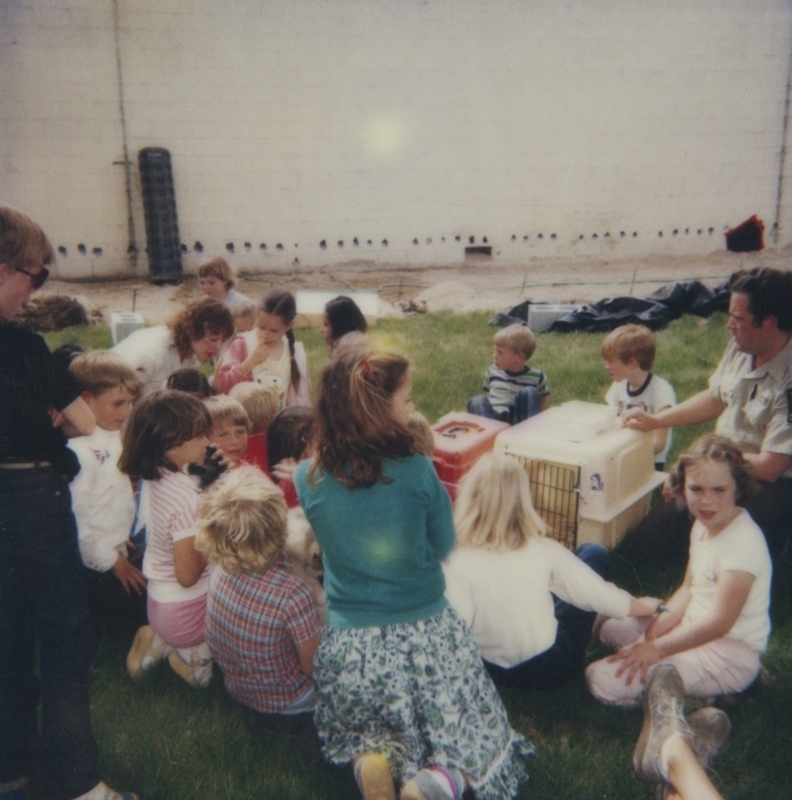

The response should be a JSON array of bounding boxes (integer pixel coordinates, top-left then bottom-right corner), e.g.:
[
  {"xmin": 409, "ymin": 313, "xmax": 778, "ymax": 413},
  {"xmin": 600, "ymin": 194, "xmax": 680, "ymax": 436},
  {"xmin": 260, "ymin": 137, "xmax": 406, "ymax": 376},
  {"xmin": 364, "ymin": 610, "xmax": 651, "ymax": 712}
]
[{"xmin": 294, "ymin": 350, "xmax": 533, "ymax": 800}]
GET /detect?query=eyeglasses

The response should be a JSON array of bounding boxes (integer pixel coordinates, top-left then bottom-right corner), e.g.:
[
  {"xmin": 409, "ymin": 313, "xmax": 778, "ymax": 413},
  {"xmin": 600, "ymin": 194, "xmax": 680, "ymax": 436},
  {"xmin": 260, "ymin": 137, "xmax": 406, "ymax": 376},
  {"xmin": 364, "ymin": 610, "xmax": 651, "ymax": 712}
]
[{"xmin": 17, "ymin": 265, "xmax": 50, "ymax": 290}]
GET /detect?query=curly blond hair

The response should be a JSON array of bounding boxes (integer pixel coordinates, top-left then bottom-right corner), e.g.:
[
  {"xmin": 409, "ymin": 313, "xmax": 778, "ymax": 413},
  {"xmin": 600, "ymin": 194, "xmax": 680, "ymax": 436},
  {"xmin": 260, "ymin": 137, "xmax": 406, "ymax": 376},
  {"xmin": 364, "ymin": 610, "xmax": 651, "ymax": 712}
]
[{"xmin": 195, "ymin": 466, "xmax": 287, "ymax": 574}]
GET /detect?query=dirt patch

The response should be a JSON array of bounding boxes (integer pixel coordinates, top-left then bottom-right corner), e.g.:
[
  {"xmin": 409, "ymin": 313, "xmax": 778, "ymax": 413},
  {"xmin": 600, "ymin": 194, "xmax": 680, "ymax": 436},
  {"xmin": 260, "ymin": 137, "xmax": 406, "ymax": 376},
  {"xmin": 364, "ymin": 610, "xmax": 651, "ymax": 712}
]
[{"xmin": 42, "ymin": 247, "xmax": 788, "ymax": 325}]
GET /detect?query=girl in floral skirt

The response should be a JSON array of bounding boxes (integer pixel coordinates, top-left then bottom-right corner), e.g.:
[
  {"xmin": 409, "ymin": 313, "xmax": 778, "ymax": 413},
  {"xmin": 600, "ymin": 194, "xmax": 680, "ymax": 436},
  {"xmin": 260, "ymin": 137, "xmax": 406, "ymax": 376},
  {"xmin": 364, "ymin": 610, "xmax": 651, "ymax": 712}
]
[{"xmin": 294, "ymin": 349, "xmax": 533, "ymax": 800}]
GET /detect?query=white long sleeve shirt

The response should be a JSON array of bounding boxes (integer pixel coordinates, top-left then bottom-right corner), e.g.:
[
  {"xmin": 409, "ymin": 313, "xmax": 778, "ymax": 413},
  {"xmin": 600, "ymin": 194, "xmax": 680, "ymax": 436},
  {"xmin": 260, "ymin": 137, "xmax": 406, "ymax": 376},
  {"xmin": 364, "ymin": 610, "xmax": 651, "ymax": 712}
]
[
  {"xmin": 68, "ymin": 426, "xmax": 136, "ymax": 572},
  {"xmin": 443, "ymin": 537, "xmax": 632, "ymax": 668}
]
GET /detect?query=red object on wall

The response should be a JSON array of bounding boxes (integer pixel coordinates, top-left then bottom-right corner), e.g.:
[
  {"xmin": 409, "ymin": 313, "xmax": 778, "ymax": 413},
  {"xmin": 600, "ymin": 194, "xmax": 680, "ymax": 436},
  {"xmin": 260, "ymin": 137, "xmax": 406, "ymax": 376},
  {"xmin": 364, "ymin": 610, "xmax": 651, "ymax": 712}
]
[{"xmin": 725, "ymin": 215, "xmax": 764, "ymax": 252}]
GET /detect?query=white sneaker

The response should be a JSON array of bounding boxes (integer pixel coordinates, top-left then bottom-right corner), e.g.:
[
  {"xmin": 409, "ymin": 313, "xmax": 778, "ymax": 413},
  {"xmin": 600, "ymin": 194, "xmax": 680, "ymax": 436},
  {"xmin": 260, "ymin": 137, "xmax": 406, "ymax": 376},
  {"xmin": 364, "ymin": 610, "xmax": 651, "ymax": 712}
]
[{"xmin": 71, "ymin": 780, "xmax": 139, "ymax": 800}]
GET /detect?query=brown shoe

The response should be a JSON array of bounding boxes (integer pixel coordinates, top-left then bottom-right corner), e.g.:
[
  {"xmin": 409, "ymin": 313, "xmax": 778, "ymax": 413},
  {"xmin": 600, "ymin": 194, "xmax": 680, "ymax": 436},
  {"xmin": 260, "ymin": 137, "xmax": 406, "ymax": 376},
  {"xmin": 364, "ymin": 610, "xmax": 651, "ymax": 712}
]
[
  {"xmin": 687, "ymin": 707, "xmax": 731, "ymax": 770},
  {"xmin": 633, "ymin": 665, "xmax": 694, "ymax": 784}
]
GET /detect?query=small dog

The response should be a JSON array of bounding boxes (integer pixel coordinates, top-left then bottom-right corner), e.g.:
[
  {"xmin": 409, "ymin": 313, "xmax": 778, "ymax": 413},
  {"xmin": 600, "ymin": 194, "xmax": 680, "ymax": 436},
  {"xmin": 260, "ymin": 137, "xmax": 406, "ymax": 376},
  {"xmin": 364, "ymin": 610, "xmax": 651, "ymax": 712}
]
[{"xmin": 285, "ymin": 508, "xmax": 326, "ymax": 623}]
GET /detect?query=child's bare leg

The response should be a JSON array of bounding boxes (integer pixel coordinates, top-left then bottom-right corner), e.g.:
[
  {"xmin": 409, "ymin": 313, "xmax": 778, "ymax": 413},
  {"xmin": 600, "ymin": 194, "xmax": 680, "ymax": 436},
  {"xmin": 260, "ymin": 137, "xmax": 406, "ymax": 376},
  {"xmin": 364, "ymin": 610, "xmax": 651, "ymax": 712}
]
[
  {"xmin": 663, "ymin": 735, "xmax": 724, "ymax": 800},
  {"xmin": 352, "ymin": 752, "xmax": 395, "ymax": 800}
]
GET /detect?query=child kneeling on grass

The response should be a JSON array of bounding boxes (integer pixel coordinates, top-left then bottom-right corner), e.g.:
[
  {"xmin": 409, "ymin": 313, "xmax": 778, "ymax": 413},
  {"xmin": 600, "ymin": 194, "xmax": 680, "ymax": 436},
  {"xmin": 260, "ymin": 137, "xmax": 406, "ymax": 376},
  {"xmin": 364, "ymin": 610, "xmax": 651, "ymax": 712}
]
[
  {"xmin": 294, "ymin": 350, "xmax": 533, "ymax": 800},
  {"xmin": 120, "ymin": 390, "xmax": 223, "ymax": 688},
  {"xmin": 586, "ymin": 434, "xmax": 772, "ymax": 705},
  {"xmin": 195, "ymin": 466, "xmax": 321, "ymax": 753},
  {"xmin": 443, "ymin": 453, "xmax": 657, "ymax": 690}
]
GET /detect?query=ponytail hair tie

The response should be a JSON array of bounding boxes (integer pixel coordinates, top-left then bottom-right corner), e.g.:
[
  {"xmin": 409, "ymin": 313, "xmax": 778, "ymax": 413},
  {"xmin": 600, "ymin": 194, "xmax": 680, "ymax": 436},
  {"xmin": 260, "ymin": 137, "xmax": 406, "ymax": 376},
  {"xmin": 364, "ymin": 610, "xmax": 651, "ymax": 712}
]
[{"xmin": 362, "ymin": 357, "xmax": 374, "ymax": 381}]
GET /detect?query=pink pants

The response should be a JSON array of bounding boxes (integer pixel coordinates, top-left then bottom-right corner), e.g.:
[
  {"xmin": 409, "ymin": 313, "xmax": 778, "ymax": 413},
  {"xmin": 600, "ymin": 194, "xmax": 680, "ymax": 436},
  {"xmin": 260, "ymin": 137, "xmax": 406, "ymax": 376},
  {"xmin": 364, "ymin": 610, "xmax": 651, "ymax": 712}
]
[
  {"xmin": 147, "ymin": 593, "xmax": 207, "ymax": 649},
  {"xmin": 585, "ymin": 616, "xmax": 761, "ymax": 706}
]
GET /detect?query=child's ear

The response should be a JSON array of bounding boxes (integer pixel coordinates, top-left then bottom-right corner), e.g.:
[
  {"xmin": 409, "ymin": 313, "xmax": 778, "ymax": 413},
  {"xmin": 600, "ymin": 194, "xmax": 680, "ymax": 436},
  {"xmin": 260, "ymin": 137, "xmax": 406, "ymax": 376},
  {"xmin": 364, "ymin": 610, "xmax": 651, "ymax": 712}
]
[{"xmin": 80, "ymin": 390, "xmax": 95, "ymax": 408}]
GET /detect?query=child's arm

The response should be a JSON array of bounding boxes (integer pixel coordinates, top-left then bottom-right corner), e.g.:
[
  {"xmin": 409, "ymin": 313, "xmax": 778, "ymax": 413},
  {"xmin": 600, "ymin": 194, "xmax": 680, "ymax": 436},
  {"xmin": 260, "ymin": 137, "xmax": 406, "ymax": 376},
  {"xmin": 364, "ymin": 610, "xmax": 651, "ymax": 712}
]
[
  {"xmin": 295, "ymin": 633, "xmax": 320, "ymax": 678},
  {"xmin": 111, "ymin": 553, "xmax": 147, "ymax": 596},
  {"xmin": 173, "ymin": 537, "xmax": 206, "ymax": 588},
  {"xmin": 611, "ymin": 569, "xmax": 755, "ymax": 685},
  {"xmin": 214, "ymin": 335, "xmax": 250, "ymax": 394}
]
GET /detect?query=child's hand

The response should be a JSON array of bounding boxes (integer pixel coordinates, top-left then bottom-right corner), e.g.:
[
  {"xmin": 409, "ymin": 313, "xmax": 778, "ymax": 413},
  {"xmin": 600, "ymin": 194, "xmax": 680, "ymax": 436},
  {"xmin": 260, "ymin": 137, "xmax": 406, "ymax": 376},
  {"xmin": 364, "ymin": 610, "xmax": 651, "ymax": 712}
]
[
  {"xmin": 609, "ymin": 639, "xmax": 662, "ymax": 685},
  {"xmin": 272, "ymin": 457, "xmax": 299, "ymax": 482},
  {"xmin": 622, "ymin": 408, "xmax": 655, "ymax": 432},
  {"xmin": 111, "ymin": 554, "xmax": 147, "ymax": 596}
]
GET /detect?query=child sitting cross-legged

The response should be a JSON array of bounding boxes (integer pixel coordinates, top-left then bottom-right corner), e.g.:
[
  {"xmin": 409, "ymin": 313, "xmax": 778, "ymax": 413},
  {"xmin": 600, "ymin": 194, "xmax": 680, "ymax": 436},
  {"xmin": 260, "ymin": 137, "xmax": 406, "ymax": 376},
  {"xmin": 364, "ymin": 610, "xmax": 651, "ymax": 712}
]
[
  {"xmin": 586, "ymin": 434, "xmax": 772, "ymax": 706},
  {"xmin": 467, "ymin": 323, "xmax": 549, "ymax": 424},
  {"xmin": 67, "ymin": 350, "xmax": 147, "ymax": 638},
  {"xmin": 443, "ymin": 452, "xmax": 657, "ymax": 691},
  {"xmin": 195, "ymin": 467, "xmax": 321, "ymax": 754}
]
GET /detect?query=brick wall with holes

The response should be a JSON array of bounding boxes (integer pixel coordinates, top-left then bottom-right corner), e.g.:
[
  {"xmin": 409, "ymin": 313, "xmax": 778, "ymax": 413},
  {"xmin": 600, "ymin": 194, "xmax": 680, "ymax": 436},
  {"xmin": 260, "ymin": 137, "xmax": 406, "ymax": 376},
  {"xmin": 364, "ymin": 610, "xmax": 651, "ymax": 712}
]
[{"xmin": 2, "ymin": 0, "xmax": 792, "ymax": 279}]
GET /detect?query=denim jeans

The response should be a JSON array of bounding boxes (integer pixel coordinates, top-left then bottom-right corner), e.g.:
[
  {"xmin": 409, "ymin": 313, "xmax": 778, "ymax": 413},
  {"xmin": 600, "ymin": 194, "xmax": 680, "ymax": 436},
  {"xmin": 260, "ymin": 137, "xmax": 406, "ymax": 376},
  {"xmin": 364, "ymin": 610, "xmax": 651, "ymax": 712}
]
[
  {"xmin": 484, "ymin": 543, "xmax": 611, "ymax": 690},
  {"xmin": 466, "ymin": 386, "xmax": 542, "ymax": 424},
  {"xmin": 0, "ymin": 467, "xmax": 99, "ymax": 800}
]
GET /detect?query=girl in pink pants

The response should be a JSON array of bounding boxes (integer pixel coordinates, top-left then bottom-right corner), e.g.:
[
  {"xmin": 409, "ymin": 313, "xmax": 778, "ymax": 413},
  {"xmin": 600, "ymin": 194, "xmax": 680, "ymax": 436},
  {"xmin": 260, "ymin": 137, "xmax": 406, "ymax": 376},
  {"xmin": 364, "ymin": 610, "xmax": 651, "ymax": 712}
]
[{"xmin": 586, "ymin": 434, "xmax": 772, "ymax": 706}]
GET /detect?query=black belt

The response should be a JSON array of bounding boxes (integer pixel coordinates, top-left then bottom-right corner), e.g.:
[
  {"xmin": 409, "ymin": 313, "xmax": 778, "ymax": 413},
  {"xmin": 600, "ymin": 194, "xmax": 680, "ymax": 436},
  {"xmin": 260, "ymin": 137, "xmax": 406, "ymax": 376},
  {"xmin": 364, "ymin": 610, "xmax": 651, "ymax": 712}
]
[{"xmin": 0, "ymin": 461, "xmax": 53, "ymax": 469}]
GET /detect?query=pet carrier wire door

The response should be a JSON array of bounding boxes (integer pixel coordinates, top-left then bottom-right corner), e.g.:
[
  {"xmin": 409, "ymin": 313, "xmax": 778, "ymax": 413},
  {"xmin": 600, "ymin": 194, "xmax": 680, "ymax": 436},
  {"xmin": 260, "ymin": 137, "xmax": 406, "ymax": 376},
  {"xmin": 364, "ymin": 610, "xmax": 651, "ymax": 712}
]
[{"xmin": 514, "ymin": 458, "xmax": 580, "ymax": 550}]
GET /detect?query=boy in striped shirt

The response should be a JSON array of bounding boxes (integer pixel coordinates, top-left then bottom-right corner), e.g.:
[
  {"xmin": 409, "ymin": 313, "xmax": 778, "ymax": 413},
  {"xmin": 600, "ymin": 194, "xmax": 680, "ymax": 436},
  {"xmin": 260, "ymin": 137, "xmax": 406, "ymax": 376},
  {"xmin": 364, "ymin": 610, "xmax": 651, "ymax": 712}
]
[{"xmin": 467, "ymin": 323, "xmax": 549, "ymax": 424}]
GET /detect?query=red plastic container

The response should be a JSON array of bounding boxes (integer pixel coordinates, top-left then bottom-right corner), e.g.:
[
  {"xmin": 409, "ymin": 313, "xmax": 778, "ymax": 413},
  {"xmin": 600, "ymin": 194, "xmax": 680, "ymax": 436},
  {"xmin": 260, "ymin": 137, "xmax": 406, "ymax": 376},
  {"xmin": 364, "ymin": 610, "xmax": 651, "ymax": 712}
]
[{"xmin": 432, "ymin": 412, "xmax": 510, "ymax": 496}]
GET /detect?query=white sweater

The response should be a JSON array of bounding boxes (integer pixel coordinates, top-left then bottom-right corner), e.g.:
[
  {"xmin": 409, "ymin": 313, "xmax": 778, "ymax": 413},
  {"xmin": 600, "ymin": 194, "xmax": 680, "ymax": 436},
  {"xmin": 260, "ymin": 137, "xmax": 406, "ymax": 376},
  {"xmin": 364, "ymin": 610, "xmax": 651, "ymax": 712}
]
[
  {"xmin": 68, "ymin": 426, "xmax": 136, "ymax": 572},
  {"xmin": 443, "ymin": 537, "xmax": 632, "ymax": 668}
]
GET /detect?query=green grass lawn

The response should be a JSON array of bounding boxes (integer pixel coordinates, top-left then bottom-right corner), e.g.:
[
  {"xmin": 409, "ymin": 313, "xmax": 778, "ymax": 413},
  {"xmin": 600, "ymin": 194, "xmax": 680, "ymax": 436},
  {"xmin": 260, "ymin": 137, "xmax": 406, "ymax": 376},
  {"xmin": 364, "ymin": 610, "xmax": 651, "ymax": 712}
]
[{"xmin": 39, "ymin": 311, "xmax": 792, "ymax": 799}]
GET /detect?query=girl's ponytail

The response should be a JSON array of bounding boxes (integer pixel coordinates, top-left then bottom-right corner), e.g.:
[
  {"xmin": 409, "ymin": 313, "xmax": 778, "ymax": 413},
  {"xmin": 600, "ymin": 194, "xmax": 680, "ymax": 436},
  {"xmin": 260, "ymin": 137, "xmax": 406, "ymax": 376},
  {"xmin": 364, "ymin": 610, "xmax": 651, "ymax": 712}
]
[{"xmin": 286, "ymin": 328, "xmax": 301, "ymax": 390}]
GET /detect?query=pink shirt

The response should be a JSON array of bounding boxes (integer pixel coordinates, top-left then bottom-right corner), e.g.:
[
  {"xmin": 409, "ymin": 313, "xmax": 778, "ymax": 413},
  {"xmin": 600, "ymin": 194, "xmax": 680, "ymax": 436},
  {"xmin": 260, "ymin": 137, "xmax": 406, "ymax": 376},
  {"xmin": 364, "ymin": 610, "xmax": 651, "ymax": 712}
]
[{"xmin": 142, "ymin": 470, "xmax": 209, "ymax": 603}]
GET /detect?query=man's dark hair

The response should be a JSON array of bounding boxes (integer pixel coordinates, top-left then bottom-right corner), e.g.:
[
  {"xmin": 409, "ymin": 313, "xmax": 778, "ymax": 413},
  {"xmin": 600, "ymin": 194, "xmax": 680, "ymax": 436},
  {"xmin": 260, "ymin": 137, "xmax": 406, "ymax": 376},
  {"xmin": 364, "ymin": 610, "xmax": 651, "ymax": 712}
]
[{"xmin": 729, "ymin": 267, "xmax": 792, "ymax": 331}]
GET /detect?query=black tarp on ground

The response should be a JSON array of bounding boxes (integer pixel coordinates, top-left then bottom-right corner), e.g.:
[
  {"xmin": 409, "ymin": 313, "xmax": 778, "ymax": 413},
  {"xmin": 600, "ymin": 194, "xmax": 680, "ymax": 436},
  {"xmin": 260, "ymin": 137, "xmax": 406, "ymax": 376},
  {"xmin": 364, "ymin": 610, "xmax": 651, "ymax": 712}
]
[{"xmin": 490, "ymin": 279, "xmax": 730, "ymax": 332}]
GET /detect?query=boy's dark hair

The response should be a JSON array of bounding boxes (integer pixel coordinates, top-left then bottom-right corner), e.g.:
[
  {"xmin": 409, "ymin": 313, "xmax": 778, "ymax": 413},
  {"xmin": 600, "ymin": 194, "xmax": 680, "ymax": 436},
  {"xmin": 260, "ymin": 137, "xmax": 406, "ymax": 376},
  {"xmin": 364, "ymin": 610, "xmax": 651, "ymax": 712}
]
[
  {"xmin": 119, "ymin": 390, "xmax": 212, "ymax": 480},
  {"xmin": 168, "ymin": 298, "xmax": 234, "ymax": 361},
  {"xmin": 166, "ymin": 368, "xmax": 216, "ymax": 398},
  {"xmin": 325, "ymin": 295, "xmax": 368, "ymax": 342},
  {"xmin": 729, "ymin": 267, "xmax": 792, "ymax": 331},
  {"xmin": 268, "ymin": 406, "xmax": 314, "ymax": 471},
  {"xmin": 0, "ymin": 202, "xmax": 55, "ymax": 273}
]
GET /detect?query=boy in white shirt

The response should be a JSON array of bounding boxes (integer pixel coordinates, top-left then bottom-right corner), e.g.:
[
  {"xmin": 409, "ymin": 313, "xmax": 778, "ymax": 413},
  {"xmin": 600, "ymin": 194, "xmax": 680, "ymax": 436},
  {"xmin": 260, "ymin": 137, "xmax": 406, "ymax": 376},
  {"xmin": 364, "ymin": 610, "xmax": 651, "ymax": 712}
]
[
  {"xmin": 602, "ymin": 325, "xmax": 676, "ymax": 471},
  {"xmin": 68, "ymin": 350, "xmax": 146, "ymax": 637}
]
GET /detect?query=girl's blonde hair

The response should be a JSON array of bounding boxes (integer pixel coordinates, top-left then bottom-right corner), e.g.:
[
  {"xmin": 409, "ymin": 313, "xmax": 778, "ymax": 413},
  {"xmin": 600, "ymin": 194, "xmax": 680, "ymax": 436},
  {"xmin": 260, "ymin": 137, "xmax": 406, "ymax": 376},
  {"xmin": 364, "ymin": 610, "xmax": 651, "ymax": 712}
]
[
  {"xmin": 195, "ymin": 466, "xmax": 287, "ymax": 574},
  {"xmin": 667, "ymin": 433, "xmax": 756, "ymax": 505},
  {"xmin": 311, "ymin": 349, "xmax": 413, "ymax": 489},
  {"xmin": 454, "ymin": 453, "xmax": 547, "ymax": 551},
  {"xmin": 204, "ymin": 394, "xmax": 251, "ymax": 432},
  {"xmin": 229, "ymin": 381, "xmax": 279, "ymax": 434}
]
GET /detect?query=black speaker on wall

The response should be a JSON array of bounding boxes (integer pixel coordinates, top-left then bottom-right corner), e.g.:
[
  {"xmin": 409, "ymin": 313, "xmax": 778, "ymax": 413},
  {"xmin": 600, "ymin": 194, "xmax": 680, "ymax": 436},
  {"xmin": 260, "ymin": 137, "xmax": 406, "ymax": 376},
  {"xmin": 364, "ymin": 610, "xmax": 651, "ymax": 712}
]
[{"xmin": 138, "ymin": 147, "xmax": 183, "ymax": 283}]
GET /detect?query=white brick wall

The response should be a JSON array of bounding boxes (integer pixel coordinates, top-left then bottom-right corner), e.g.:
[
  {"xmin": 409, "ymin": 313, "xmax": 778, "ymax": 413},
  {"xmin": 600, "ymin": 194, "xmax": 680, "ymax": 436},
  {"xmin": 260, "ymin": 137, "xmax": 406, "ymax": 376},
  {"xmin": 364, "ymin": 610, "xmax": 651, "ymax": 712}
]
[{"xmin": 1, "ymin": 0, "xmax": 791, "ymax": 279}]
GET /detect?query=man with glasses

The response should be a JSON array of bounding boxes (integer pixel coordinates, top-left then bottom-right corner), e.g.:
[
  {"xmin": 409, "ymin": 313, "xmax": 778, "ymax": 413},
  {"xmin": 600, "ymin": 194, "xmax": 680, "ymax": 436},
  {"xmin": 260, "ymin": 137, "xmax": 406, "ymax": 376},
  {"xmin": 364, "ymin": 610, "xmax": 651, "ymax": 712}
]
[{"xmin": 0, "ymin": 204, "xmax": 137, "ymax": 800}]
